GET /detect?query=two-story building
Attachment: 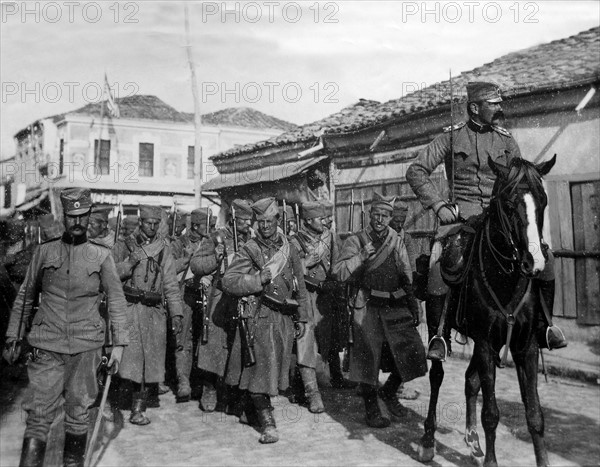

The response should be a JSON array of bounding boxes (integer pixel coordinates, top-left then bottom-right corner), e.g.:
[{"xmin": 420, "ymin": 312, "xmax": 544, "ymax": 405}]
[{"xmin": 7, "ymin": 95, "xmax": 295, "ymax": 218}]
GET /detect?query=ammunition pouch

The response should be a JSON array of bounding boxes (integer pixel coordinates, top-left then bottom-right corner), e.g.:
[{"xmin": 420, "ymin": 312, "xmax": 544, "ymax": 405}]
[
  {"xmin": 304, "ymin": 275, "xmax": 323, "ymax": 293},
  {"xmin": 262, "ymin": 292, "xmax": 299, "ymax": 316},
  {"xmin": 123, "ymin": 286, "xmax": 163, "ymax": 307},
  {"xmin": 368, "ymin": 288, "xmax": 406, "ymax": 308}
]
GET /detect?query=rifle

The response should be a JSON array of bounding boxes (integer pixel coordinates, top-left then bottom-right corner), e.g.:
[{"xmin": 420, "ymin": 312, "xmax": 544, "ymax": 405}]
[
  {"xmin": 343, "ymin": 191, "xmax": 356, "ymax": 372},
  {"xmin": 114, "ymin": 202, "xmax": 122, "ymax": 244},
  {"xmin": 232, "ymin": 206, "xmax": 256, "ymax": 367},
  {"xmin": 282, "ymin": 199, "xmax": 288, "ymax": 235},
  {"xmin": 349, "ymin": 190, "xmax": 355, "ymax": 233},
  {"xmin": 171, "ymin": 200, "xmax": 178, "ymax": 239},
  {"xmin": 360, "ymin": 194, "xmax": 365, "ymax": 230},
  {"xmin": 295, "ymin": 203, "xmax": 300, "ymax": 232}
]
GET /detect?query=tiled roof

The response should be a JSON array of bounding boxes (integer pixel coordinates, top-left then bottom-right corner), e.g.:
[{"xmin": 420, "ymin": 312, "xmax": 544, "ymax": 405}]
[
  {"xmin": 182, "ymin": 107, "xmax": 297, "ymax": 131},
  {"xmin": 214, "ymin": 26, "xmax": 600, "ymax": 161},
  {"xmin": 49, "ymin": 96, "xmax": 296, "ymax": 130}
]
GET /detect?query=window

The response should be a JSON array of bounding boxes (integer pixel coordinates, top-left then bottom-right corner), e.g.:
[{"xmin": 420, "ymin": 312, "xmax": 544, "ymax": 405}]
[
  {"xmin": 3, "ymin": 185, "xmax": 11, "ymax": 208},
  {"xmin": 59, "ymin": 139, "xmax": 64, "ymax": 175},
  {"xmin": 187, "ymin": 146, "xmax": 194, "ymax": 179},
  {"xmin": 94, "ymin": 139, "xmax": 110, "ymax": 175},
  {"xmin": 139, "ymin": 143, "xmax": 154, "ymax": 177}
]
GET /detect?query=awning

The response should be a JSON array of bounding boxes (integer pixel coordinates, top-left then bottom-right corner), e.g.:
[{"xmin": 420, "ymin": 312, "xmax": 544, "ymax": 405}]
[
  {"xmin": 203, "ymin": 156, "xmax": 328, "ymax": 191},
  {"xmin": 15, "ymin": 189, "xmax": 48, "ymax": 212}
]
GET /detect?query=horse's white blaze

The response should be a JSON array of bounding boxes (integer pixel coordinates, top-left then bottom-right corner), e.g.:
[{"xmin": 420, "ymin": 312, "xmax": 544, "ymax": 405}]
[{"xmin": 524, "ymin": 193, "xmax": 545, "ymax": 273}]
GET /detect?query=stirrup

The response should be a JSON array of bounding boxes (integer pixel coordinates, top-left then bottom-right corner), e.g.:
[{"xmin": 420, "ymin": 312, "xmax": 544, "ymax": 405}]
[
  {"xmin": 546, "ymin": 325, "xmax": 567, "ymax": 350},
  {"xmin": 427, "ymin": 336, "xmax": 447, "ymax": 362}
]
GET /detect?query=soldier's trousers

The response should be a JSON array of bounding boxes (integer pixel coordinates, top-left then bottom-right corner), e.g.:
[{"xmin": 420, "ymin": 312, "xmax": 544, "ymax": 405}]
[
  {"xmin": 175, "ymin": 299, "xmax": 194, "ymax": 380},
  {"xmin": 23, "ymin": 348, "xmax": 102, "ymax": 441}
]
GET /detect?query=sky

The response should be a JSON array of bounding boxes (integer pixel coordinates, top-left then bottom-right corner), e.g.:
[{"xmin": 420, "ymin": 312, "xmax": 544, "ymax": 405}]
[{"xmin": 1, "ymin": 0, "xmax": 599, "ymax": 158}]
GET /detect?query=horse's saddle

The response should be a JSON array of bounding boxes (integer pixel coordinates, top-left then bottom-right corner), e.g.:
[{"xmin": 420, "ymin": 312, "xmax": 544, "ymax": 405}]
[{"xmin": 440, "ymin": 225, "xmax": 476, "ymax": 287}]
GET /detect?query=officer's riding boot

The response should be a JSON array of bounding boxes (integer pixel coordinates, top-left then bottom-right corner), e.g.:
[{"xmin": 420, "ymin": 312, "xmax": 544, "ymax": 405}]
[
  {"xmin": 361, "ymin": 383, "xmax": 390, "ymax": 428},
  {"xmin": 251, "ymin": 393, "xmax": 279, "ymax": 444},
  {"xmin": 426, "ymin": 294, "xmax": 448, "ymax": 361},
  {"xmin": 63, "ymin": 432, "xmax": 87, "ymax": 467},
  {"xmin": 130, "ymin": 390, "xmax": 151, "ymax": 425},
  {"xmin": 19, "ymin": 437, "xmax": 46, "ymax": 467},
  {"xmin": 299, "ymin": 366, "xmax": 325, "ymax": 414},
  {"xmin": 175, "ymin": 350, "xmax": 192, "ymax": 403},
  {"xmin": 328, "ymin": 350, "xmax": 357, "ymax": 389},
  {"xmin": 378, "ymin": 371, "xmax": 404, "ymax": 418},
  {"xmin": 538, "ymin": 280, "xmax": 567, "ymax": 350}
]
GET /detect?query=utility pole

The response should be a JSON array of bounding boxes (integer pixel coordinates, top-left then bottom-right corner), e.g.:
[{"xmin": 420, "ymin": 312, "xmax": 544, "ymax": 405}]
[{"xmin": 184, "ymin": 3, "xmax": 203, "ymax": 208}]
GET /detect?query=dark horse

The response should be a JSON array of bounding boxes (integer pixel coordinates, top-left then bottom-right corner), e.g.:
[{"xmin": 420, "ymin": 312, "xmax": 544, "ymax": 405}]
[{"xmin": 418, "ymin": 155, "xmax": 557, "ymax": 467}]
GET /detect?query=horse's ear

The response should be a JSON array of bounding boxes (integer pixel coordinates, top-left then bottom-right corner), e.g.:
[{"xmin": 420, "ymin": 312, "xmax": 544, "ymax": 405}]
[
  {"xmin": 536, "ymin": 154, "xmax": 557, "ymax": 177},
  {"xmin": 488, "ymin": 156, "xmax": 509, "ymax": 179}
]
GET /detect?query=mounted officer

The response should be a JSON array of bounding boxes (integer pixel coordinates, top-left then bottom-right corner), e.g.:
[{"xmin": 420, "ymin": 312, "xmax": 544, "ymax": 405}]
[
  {"xmin": 3, "ymin": 188, "xmax": 129, "ymax": 467},
  {"xmin": 333, "ymin": 192, "xmax": 426, "ymax": 428},
  {"xmin": 222, "ymin": 197, "xmax": 309, "ymax": 444},
  {"xmin": 113, "ymin": 205, "xmax": 183, "ymax": 425},
  {"xmin": 406, "ymin": 81, "xmax": 566, "ymax": 361}
]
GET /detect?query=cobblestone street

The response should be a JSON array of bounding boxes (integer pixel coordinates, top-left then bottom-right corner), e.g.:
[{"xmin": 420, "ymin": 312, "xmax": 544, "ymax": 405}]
[{"xmin": 1, "ymin": 351, "xmax": 599, "ymax": 467}]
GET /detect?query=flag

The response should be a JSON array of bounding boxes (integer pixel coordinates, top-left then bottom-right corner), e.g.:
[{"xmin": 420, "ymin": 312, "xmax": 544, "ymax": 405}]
[{"xmin": 104, "ymin": 73, "xmax": 120, "ymax": 118}]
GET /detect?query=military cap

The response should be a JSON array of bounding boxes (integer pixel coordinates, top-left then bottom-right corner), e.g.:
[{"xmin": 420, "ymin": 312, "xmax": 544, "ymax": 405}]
[
  {"xmin": 171, "ymin": 211, "xmax": 189, "ymax": 227},
  {"xmin": 392, "ymin": 199, "xmax": 408, "ymax": 217},
  {"xmin": 123, "ymin": 215, "xmax": 138, "ymax": 227},
  {"xmin": 251, "ymin": 197, "xmax": 278, "ymax": 220},
  {"xmin": 371, "ymin": 191, "xmax": 396, "ymax": 212},
  {"xmin": 89, "ymin": 206, "xmax": 111, "ymax": 223},
  {"xmin": 139, "ymin": 205, "xmax": 162, "ymax": 220},
  {"xmin": 231, "ymin": 199, "xmax": 253, "ymax": 220},
  {"xmin": 466, "ymin": 81, "xmax": 502, "ymax": 103},
  {"xmin": 301, "ymin": 201, "xmax": 325, "ymax": 220},
  {"xmin": 191, "ymin": 208, "xmax": 210, "ymax": 225},
  {"xmin": 320, "ymin": 199, "xmax": 334, "ymax": 216},
  {"xmin": 60, "ymin": 188, "xmax": 92, "ymax": 215}
]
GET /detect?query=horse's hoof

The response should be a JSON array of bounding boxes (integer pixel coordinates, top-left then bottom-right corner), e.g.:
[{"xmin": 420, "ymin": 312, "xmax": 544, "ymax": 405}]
[{"xmin": 417, "ymin": 444, "xmax": 435, "ymax": 462}]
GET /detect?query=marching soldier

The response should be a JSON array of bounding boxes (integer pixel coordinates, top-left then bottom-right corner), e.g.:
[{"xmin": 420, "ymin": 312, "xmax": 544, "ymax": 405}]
[
  {"xmin": 3, "ymin": 188, "xmax": 129, "ymax": 467},
  {"xmin": 288, "ymin": 201, "xmax": 330, "ymax": 413},
  {"xmin": 222, "ymin": 197, "xmax": 310, "ymax": 444},
  {"xmin": 405, "ymin": 81, "xmax": 566, "ymax": 360},
  {"xmin": 333, "ymin": 192, "xmax": 426, "ymax": 428},
  {"xmin": 190, "ymin": 200, "xmax": 253, "ymax": 413},
  {"xmin": 168, "ymin": 211, "xmax": 189, "ymax": 241},
  {"xmin": 87, "ymin": 207, "xmax": 116, "ymax": 249},
  {"xmin": 113, "ymin": 205, "xmax": 183, "ymax": 425},
  {"xmin": 119, "ymin": 215, "xmax": 138, "ymax": 241},
  {"xmin": 170, "ymin": 208, "xmax": 209, "ymax": 403}
]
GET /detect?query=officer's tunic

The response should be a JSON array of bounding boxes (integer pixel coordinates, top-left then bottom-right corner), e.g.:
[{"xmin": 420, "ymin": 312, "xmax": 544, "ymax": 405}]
[
  {"xmin": 6, "ymin": 234, "xmax": 129, "ymax": 440},
  {"xmin": 333, "ymin": 226, "xmax": 427, "ymax": 386},
  {"xmin": 190, "ymin": 226, "xmax": 249, "ymax": 377},
  {"xmin": 113, "ymin": 232, "xmax": 183, "ymax": 383},
  {"xmin": 222, "ymin": 232, "xmax": 309, "ymax": 396}
]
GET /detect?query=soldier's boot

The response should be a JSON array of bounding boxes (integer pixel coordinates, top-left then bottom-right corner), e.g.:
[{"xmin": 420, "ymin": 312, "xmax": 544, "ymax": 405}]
[
  {"xmin": 426, "ymin": 294, "xmax": 449, "ymax": 362},
  {"xmin": 63, "ymin": 432, "xmax": 87, "ymax": 467},
  {"xmin": 538, "ymin": 280, "xmax": 567, "ymax": 350},
  {"xmin": 226, "ymin": 385, "xmax": 245, "ymax": 417},
  {"xmin": 129, "ymin": 391, "xmax": 151, "ymax": 425},
  {"xmin": 361, "ymin": 384, "xmax": 390, "ymax": 428},
  {"xmin": 239, "ymin": 391, "xmax": 259, "ymax": 427},
  {"xmin": 158, "ymin": 382, "xmax": 170, "ymax": 395},
  {"xmin": 378, "ymin": 372, "xmax": 404, "ymax": 418},
  {"xmin": 146, "ymin": 383, "xmax": 160, "ymax": 408},
  {"xmin": 19, "ymin": 437, "xmax": 46, "ymax": 467},
  {"xmin": 199, "ymin": 379, "xmax": 218, "ymax": 412},
  {"xmin": 175, "ymin": 349, "xmax": 192, "ymax": 403},
  {"xmin": 299, "ymin": 366, "xmax": 325, "ymax": 414},
  {"xmin": 328, "ymin": 350, "xmax": 357, "ymax": 389},
  {"xmin": 251, "ymin": 393, "xmax": 278, "ymax": 444}
]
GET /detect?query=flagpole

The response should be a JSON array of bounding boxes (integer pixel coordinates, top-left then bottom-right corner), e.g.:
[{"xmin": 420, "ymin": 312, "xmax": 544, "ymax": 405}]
[{"xmin": 184, "ymin": 4, "xmax": 203, "ymax": 208}]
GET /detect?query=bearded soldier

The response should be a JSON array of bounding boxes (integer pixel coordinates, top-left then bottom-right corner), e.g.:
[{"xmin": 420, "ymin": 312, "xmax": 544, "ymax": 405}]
[
  {"xmin": 222, "ymin": 197, "xmax": 309, "ymax": 444},
  {"xmin": 113, "ymin": 205, "xmax": 183, "ymax": 425},
  {"xmin": 333, "ymin": 192, "xmax": 426, "ymax": 428},
  {"xmin": 406, "ymin": 81, "xmax": 566, "ymax": 361},
  {"xmin": 3, "ymin": 188, "xmax": 129, "ymax": 467},
  {"xmin": 170, "ymin": 208, "xmax": 210, "ymax": 403},
  {"xmin": 288, "ymin": 201, "xmax": 332, "ymax": 413},
  {"xmin": 190, "ymin": 199, "xmax": 253, "ymax": 413},
  {"xmin": 87, "ymin": 207, "xmax": 115, "ymax": 249}
]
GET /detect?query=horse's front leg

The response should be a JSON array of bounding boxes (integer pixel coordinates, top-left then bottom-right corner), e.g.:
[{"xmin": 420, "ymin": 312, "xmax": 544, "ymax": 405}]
[
  {"xmin": 513, "ymin": 342, "xmax": 549, "ymax": 467},
  {"xmin": 474, "ymin": 341, "xmax": 500, "ymax": 467},
  {"xmin": 418, "ymin": 360, "xmax": 444, "ymax": 462},
  {"xmin": 465, "ymin": 356, "xmax": 484, "ymax": 465}
]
